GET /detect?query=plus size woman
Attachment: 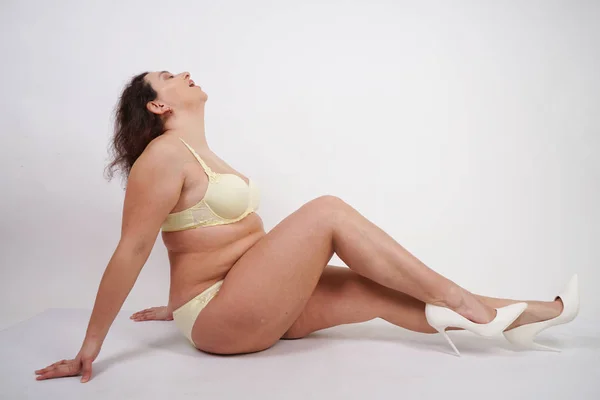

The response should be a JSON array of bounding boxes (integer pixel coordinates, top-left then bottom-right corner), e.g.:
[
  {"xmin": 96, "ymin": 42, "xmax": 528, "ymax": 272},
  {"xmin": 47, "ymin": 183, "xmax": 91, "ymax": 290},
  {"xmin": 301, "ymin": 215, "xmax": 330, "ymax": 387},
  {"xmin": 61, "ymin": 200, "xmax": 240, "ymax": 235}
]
[{"xmin": 34, "ymin": 71, "xmax": 579, "ymax": 383}]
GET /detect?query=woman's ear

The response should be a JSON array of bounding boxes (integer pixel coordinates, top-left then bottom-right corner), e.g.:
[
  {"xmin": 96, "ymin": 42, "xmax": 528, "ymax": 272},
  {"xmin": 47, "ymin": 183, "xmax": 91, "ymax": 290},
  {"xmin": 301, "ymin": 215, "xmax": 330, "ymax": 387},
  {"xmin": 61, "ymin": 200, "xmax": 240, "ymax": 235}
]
[{"xmin": 146, "ymin": 101, "xmax": 171, "ymax": 115}]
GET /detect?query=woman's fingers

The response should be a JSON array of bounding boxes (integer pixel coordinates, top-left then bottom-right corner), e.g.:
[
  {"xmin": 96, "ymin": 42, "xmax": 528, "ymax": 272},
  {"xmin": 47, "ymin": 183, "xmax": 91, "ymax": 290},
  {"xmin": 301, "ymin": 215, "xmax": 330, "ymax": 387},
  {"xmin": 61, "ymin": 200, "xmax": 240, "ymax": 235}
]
[
  {"xmin": 35, "ymin": 360, "xmax": 66, "ymax": 374},
  {"xmin": 130, "ymin": 310, "xmax": 144, "ymax": 318},
  {"xmin": 131, "ymin": 311, "xmax": 153, "ymax": 320},
  {"xmin": 130, "ymin": 306, "xmax": 172, "ymax": 321},
  {"xmin": 35, "ymin": 360, "xmax": 79, "ymax": 380},
  {"xmin": 130, "ymin": 307, "xmax": 163, "ymax": 321},
  {"xmin": 130, "ymin": 308, "xmax": 155, "ymax": 319},
  {"xmin": 35, "ymin": 362, "xmax": 60, "ymax": 376}
]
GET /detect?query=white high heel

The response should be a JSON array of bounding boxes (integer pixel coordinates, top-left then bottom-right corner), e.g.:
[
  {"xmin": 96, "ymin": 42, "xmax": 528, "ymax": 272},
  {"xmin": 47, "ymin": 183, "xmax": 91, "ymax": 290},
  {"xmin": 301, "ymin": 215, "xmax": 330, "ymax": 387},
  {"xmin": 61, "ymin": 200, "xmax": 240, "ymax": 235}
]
[
  {"xmin": 425, "ymin": 302, "xmax": 528, "ymax": 356},
  {"xmin": 503, "ymin": 274, "xmax": 579, "ymax": 352}
]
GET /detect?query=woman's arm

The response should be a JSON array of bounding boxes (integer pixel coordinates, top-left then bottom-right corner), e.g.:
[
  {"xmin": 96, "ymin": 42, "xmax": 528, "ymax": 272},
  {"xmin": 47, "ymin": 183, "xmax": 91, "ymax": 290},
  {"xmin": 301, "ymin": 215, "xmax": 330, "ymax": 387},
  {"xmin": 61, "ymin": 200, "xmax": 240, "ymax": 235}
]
[
  {"xmin": 35, "ymin": 139, "xmax": 184, "ymax": 382},
  {"xmin": 82, "ymin": 241, "xmax": 160, "ymax": 345},
  {"xmin": 84, "ymin": 140, "xmax": 184, "ymax": 345}
]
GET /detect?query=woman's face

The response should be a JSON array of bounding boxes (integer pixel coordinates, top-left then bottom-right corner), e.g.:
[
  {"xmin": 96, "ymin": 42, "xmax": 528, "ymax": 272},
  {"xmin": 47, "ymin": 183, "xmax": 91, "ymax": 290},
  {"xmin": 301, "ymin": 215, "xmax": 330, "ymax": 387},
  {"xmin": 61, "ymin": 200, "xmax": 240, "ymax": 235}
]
[{"xmin": 144, "ymin": 70, "xmax": 207, "ymax": 115}]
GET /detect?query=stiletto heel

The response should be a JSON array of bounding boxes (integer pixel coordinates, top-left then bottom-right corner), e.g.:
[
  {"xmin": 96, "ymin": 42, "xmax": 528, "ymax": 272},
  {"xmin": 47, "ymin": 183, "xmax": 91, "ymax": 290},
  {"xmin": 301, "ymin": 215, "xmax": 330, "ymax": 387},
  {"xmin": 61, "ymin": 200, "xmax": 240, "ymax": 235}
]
[
  {"xmin": 425, "ymin": 302, "xmax": 528, "ymax": 356},
  {"xmin": 503, "ymin": 274, "xmax": 579, "ymax": 352},
  {"xmin": 439, "ymin": 330, "xmax": 460, "ymax": 356}
]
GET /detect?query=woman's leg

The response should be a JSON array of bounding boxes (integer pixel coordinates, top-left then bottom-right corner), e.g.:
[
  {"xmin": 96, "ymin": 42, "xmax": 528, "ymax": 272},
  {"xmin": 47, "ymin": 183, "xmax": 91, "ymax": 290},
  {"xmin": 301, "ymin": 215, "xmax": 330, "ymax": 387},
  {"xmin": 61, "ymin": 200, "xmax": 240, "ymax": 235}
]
[
  {"xmin": 128, "ymin": 267, "xmax": 562, "ymax": 334},
  {"xmin": 281, "ymin": 265, "xmax": 440, "ymax": 337},
  {"xmin": 194, "ymin": 196, "xmax": 513, "ymax": 354},
  {"xmin": 281, "ymin": 265, "xmax": 563, "ymax": 339}
]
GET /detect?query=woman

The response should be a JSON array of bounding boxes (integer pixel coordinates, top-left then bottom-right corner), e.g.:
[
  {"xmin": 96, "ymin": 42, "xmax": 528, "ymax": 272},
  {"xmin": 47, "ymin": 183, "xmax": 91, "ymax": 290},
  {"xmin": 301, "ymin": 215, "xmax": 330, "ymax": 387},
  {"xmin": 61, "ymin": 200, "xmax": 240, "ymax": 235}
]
[{"xmin": 34, "ymin": 71, "xmax": 578, "ymax": 383}]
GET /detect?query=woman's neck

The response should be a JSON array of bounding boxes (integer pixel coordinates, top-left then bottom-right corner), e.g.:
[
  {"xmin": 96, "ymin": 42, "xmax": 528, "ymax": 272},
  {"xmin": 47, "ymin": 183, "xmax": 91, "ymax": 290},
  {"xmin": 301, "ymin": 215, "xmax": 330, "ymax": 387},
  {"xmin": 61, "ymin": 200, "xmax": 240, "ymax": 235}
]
[{"xmin": 164, "ymin": 107, "xmax": 209, "ymax": 150}]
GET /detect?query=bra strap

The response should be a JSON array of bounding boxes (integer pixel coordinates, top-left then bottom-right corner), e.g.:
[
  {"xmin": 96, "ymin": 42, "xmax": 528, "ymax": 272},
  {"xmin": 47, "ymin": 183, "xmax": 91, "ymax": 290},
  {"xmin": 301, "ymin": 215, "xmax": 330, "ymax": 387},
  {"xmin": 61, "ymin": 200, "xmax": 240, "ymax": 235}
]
[{"xmin": 178, "ymin": 137, "xmax": 219, "ymax": 182}]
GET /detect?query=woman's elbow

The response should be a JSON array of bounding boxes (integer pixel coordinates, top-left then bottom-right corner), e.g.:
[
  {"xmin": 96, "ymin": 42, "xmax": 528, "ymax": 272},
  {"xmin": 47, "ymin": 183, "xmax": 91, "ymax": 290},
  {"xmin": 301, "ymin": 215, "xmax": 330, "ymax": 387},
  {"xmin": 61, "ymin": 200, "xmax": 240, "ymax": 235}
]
[{"xmin": 117, "ymin": 235, "xmax": 155, "ymax": 259}]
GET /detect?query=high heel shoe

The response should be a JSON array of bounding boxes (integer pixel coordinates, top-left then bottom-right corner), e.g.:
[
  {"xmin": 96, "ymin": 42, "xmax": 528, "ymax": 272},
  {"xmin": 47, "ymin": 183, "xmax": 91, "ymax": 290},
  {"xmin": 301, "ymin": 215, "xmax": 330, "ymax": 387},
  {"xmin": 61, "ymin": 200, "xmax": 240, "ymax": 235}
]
[
  {"xmin": 503, "ymin": 274, "xmax": 579, "ymax": 352},
  {"xmin": 425, "ymin": 302, "xmax": 528, "ymax": 356}
]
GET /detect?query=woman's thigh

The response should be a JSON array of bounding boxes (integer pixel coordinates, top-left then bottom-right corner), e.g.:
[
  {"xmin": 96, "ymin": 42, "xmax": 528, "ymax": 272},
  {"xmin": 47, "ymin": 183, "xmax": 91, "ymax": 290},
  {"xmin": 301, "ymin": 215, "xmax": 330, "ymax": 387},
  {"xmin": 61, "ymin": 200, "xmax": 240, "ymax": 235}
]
[{"xmin": 192, "ymin": 195, "xmax": 342, "ymax": 353}]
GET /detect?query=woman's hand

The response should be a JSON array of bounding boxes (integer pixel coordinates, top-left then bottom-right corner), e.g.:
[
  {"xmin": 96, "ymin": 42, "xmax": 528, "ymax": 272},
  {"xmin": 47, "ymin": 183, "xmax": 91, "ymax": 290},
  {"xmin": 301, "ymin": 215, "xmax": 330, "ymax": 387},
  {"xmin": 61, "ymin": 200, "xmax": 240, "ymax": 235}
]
[
  {"xmin": 130, "ymin": 306, "xmax": 173, "ymax": 321},
  {"xmin": 35, "ymin": 340, "xmax": 101, "ymax": 383}
]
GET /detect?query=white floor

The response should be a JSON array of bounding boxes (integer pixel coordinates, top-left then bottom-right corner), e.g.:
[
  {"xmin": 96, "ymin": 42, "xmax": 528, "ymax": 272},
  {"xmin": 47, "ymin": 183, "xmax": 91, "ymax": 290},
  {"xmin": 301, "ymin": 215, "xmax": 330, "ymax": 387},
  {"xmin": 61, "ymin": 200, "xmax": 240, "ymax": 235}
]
[{"xmin": 1, "ymin": 308, "xmax": 599, "ymax": 399}]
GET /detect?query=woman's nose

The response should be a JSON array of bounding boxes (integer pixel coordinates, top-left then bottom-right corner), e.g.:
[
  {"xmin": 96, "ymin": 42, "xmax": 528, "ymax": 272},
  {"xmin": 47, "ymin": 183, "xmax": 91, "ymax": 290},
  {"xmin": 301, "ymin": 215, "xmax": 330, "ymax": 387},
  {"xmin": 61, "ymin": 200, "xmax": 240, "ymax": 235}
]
[{"xmin": 181, "ymin": 72, "xmax": 190, "ymax": 80}]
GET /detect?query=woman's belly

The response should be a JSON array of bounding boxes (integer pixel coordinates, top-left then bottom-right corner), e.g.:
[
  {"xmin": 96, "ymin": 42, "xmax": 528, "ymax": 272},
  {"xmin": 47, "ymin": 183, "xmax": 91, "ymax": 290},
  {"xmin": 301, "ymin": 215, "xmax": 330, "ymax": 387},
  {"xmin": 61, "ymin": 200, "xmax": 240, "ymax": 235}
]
[{"xmin": 162, "ymin": 212, "xmax": 266, "ymax": 312}]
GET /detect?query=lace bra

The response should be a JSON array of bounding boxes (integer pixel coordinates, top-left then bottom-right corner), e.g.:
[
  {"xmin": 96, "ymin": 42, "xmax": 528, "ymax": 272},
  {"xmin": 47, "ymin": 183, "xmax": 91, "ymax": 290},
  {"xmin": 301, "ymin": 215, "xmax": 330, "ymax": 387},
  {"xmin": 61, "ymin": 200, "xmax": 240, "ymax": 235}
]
[{"xmin": 161, "ymin": 138, "xmax": 260, "ymax": 232}]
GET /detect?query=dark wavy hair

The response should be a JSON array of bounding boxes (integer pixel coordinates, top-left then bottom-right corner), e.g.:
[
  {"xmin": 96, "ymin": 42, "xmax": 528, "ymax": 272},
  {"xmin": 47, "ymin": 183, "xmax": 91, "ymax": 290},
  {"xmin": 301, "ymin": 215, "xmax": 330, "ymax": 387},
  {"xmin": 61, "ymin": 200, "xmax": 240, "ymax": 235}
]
[{"xmin": 104, "ymin": 72, "xmax": 165, "ymax": 185}]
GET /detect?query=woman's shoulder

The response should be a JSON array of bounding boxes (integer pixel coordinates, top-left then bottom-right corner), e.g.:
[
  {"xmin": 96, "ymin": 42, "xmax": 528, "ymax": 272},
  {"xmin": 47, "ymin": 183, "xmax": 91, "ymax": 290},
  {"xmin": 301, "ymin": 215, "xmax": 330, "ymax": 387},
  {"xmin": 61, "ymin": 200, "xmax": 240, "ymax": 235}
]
[
  {"xmin": 131, "ymin": 135, "xmax": 185, "ymax": 175},
  {"xmin": 146, "ymin": 133, "xmax": 184, "ymax": 155}
]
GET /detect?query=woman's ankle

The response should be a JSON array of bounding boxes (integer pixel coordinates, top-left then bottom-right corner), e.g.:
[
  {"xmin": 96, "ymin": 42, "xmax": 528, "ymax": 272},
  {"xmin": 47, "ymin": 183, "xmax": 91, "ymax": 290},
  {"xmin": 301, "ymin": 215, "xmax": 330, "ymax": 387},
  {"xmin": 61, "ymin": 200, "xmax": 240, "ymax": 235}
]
[{"xmin": 438, "ymin": 283, "xmax": 497, "ymax": 324}]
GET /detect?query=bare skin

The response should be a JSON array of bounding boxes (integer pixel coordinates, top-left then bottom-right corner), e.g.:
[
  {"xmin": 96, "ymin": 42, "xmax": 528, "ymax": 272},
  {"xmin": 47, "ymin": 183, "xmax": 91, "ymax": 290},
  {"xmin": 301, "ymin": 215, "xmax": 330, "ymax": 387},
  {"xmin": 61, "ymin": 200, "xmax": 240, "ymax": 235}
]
[
  {"xmin": 132, "ymin": 265, "xmax": 562, "ymax": 337},
  {"xmin": 188, "ymin": 195, "xmax": 563, "ymax": 353},
  {"xmin": 35, "ymin": 70, "xmax": 561, "ymax": 383}
]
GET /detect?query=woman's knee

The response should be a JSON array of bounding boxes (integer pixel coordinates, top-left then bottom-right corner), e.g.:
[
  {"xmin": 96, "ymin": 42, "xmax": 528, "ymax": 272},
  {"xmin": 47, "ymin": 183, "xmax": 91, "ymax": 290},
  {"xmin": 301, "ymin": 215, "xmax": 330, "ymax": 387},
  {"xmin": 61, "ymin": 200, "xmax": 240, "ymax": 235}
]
[
  {"xmin": 303, "ymin": 195, "xmax": 348, "ymax": 221},
  {"xmin": 313, "ymin": 194, "xmax": 347, "ymax": 208}
]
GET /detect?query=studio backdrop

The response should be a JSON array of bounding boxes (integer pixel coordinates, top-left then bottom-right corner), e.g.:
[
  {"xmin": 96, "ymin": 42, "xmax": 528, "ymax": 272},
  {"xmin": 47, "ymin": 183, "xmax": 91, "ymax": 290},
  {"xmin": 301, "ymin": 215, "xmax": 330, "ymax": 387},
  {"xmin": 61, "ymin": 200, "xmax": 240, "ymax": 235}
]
[{"xmin": 1, "ymin": 0, "xmax": 598, "ymax": 329}]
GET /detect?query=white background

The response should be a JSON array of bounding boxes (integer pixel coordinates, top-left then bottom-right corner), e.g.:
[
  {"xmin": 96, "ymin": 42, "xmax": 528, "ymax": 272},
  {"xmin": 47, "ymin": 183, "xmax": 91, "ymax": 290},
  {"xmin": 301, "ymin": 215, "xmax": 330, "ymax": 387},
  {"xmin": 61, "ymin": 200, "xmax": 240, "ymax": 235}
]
[{"xmin": 1, "ymin": 0, "xmax": 598, "ymax": 331}]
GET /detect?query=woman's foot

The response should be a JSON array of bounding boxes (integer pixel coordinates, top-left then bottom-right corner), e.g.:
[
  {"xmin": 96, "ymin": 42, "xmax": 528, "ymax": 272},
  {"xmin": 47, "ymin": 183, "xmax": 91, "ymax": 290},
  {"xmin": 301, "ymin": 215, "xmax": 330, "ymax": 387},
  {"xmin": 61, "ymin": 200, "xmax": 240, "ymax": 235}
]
[
  {"xmin": 504, "ymin": 299, "xmax": 563, "ymax": 331},
  {"xmin": 436, "ymin": 283, "xmax": 564, "ymax": 328},
  {"xmin": 502, "ymin": 274, "xmax": 578, "ymax": 351},
  {"xmin": 439, "ymin": 284, "xmax": 498, "ymax": 324}
]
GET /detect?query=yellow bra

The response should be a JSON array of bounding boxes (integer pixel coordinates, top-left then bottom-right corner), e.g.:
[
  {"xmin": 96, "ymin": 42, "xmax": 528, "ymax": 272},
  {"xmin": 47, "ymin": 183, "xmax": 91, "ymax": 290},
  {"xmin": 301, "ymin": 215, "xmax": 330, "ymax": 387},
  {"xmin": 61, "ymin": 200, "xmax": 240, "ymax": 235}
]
[{"xmin": 161, "ymin": 138, "xmax": 260, "ymax": 232}]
